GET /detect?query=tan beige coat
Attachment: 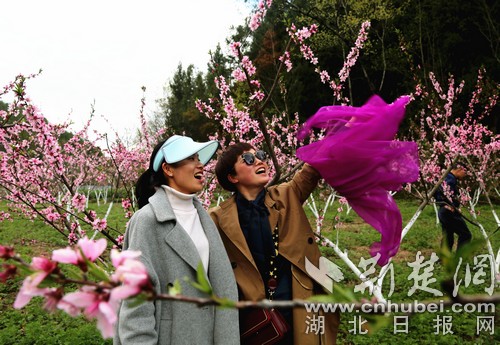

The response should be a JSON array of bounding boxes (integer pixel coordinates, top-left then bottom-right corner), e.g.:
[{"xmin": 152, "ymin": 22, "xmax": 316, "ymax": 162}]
[{"xmin": 209, "ymin": 164, "xmax": 339, "ymax": 345}]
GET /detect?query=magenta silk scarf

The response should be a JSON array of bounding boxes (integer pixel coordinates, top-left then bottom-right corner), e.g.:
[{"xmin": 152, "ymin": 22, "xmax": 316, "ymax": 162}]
[{"xmin": 297, "ymin": 95, "xmax": 419, "ymax": 266}]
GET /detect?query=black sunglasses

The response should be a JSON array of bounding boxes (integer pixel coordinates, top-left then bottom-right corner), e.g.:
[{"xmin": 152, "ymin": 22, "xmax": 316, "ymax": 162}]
[{"xmin": 241, "ymin": 150, "xmax": 267, "ymax": 165}]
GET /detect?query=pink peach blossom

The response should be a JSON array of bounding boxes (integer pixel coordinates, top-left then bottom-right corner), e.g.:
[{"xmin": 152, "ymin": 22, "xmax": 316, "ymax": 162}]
[
  {"xmin": 14, "ymin": 276, "xmax": 52, "ymax": 309},
  {"xmin": 52, "ymin": 237, "xmax": 107, "ymax": 265}
]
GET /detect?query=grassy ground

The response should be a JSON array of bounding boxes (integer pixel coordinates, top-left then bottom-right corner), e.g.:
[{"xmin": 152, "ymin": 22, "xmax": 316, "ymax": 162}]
[
  {"xmin": 313, "ymin": 198, "xmax": 500, "ymax": 344},
  {"xmin": 0, "ymin": 202, "xmax": 113, "ymax": 345},
  {"xmin": 0, "ymin": 197, "xmax": 498, "ymax": 344}
]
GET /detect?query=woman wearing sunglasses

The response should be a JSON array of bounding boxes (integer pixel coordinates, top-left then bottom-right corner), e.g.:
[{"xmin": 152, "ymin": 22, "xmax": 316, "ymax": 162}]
[
  {"xmin": 210, "ymin": 143, "xmax": 339, "ymax": 345},
  {"xmin": 114, "ymin": 135, "xmax": 239, "ymax": 345}
]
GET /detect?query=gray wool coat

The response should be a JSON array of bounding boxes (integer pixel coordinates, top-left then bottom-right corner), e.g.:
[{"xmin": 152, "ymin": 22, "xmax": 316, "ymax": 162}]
[{"xmin": 114, "ymin": 188, "xmax": 240, "ymax": 345}]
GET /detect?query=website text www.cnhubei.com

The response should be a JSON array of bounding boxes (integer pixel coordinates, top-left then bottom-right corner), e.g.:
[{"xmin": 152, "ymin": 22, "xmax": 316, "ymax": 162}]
[{"xmin": 304, "ymin": 300, "xmax": 495, "ymax": 314}]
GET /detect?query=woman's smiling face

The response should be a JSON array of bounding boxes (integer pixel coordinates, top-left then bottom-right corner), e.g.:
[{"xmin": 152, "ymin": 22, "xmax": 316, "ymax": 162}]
[
  {"xmin": 229, "ymin": 149, "xmax": 270, "ymax": 195},
  {"xmin": 163, "ymin": 153, "xmax": 206, "ymax": 194}
]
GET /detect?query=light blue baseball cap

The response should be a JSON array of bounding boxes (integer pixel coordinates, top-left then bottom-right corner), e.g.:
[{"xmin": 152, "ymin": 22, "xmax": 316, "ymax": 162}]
[{"xmin": 152, "ymin": 135, "xmax": 219, "ymax": 172}]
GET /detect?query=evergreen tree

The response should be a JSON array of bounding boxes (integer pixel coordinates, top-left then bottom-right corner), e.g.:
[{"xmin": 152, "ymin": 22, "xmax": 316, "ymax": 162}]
[
  {"xmin": 155, "ymin": 64, "xmax": 211, "ymax": 140},
  {"xmin": 153, "ymin": 0, "xmax": 499, "ymax": 136}
]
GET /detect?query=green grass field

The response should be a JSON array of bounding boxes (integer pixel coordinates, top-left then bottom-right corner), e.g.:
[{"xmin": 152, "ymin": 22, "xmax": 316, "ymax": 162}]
[{"xmin": 0, "ymin": 197, "xmax": 498, "ymax": 344}]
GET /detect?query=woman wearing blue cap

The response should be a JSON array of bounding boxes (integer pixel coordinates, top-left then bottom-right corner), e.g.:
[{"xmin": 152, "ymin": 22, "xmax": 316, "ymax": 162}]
[{"xmin": 114, "ymin": 135, "xmax": 240, "ymax": 345}]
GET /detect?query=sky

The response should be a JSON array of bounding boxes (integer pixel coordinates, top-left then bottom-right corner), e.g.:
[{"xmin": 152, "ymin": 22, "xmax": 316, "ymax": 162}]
[{"xmin": 1, "ymin": 0, "xmax": 250, "ymax": 143}]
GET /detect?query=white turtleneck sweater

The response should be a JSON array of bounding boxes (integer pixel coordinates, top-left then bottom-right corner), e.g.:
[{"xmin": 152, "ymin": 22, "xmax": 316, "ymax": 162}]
[{"xmin": 162, "ymin": 185, "xmax": 210, "ymax": 272}]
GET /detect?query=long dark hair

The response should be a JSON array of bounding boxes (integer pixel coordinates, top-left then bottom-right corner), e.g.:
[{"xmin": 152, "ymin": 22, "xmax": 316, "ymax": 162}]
[{"xmin": 135, "ymin": 138, "xmax": 176, "ymax": 209}]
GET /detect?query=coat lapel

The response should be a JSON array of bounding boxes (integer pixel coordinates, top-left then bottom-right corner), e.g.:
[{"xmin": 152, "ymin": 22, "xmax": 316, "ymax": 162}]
[
  {"xmin": 149, "ymin": 188, "xmax": 202, "ymax": 272},
  {"xmin": 265, "ymin": 193, "xmax": 280, "ymax": 232},
  {"xmin": 194, "ymin": 199, "xmax": 220, "ymax": 277},
  {"xmin": 194, "ymin": 199, "xmax": 228, "ymax": 284},
  {"xmin": 164, "ymin": 224, "xmax": 203, "ymax": 272},
  {"xmin": 265, "ymin": 190, "xmax": 300, "ymax": 267},
  {"xmin": 216, "ymin": 196, "xmax": 258, "ymax": 270}
]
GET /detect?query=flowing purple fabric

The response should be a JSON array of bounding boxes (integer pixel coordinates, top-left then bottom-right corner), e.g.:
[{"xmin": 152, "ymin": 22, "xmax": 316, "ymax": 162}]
[{"xmin": 297, "ymin": 95, "xmax": 419, "ymax": 266}]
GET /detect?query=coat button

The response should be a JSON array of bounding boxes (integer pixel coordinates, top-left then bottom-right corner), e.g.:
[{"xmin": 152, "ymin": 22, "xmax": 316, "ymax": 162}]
[
  {"xmin": 231, "ymin": 262, "xmax": 237, "ymax": 269},
  {"xmin": 308, "ymin": 237, "xmax": 314, "ymax": 244}
]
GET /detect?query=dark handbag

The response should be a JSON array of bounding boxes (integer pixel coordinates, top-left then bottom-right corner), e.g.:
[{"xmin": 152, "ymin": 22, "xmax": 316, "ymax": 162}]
[
  {"xmin": 240, "ymin": 227, "xmax": 290, "ymax": 345},
  {"xmin": 240, "ymin": 307, "xmax": 290, "ymax": 345}
]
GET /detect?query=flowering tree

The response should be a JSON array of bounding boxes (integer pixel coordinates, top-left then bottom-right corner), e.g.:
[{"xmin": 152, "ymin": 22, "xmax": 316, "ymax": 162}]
[
  {"xmin": 0, "ymin": 238, "xmax": 154, "ymax": 338},
  {"xmin": 394, "ymin": 66, "xmax": 500, "ymax": 284},
  {"xmin": 0, "ymin": 75, "xmax": 165, "ymax": 248},
  {"xmin": 1, "ymin": 0, "xmax": 381, "ymax": 335},
  {"xmin": 1, "ymin": 0, "xmax": 499, "ymax": 339},
  {"xmin": 196, "ymin": 0, "xmax": 415, "ymax": 304}
]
